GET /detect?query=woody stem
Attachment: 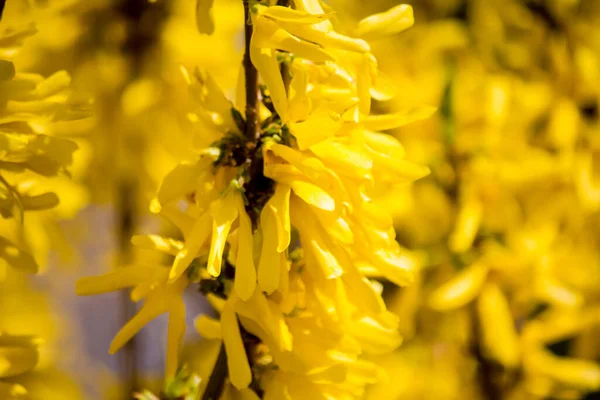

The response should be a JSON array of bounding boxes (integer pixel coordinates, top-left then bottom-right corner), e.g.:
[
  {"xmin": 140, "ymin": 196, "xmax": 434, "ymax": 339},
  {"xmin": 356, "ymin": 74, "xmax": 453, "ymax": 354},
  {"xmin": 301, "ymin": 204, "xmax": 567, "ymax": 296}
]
[
  {"xmin": 243, "ymin": 0, "xmax": 259, "ymax": 141},
  {"xmin": 201, "ymin": 3, "xmax": 260, "ymax": 399}
]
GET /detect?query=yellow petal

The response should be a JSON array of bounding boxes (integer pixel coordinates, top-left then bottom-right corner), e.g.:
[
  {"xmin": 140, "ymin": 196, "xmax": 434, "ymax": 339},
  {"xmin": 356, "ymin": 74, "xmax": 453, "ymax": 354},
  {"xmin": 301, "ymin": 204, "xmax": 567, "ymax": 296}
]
[
  {"xmin": 208, "ymin": 192, "xmax": 239, "ymax": 277},
  {"xmin": 371, "ymin": 154, "xmax": 430, "ymax": 181},
  {"xmin": 110, "ymin": 291, "xmax": 171, "ymax": 354},
  {"xmin": 357, "ymin": 4, "xmax": 414, "ymax": 38},
  {"xmin": 170, "ymin": 211, "xmax": 212, "ymax": 282},
  {"xmin": 131, "ymin": 234, "xmax": 183, "ymax": 255},
  {"xmin": 310, "ymin": 140, "xmax": 372, "ymax": 180},
  {"xmin": 290, "ymin": 197, "xmax": 343, "ymax": 279},
  {"xmin": 130, "ymin": 283, "xmax": 153, "ymax": 302},
  {"xmin": 195, "ymin": 315, "xmax": 223, "ymax": 340},
  {"xmin": 253, "ymin": 14, "xmax": 332, "ymax": 62},
  {"xmin": 449, "ymin": 194, "xmax": 483, "ymax": 253},
  {"xmin": 250, "ymin": 30, "xmax": 288, "ymax": 121},
  {"xmin": 312, "ymin": 208, "xmax": 353, "ymax": 244},
  {"xmin": 535, "ymin": 274, "xmax": 583, "ymax": 308},
  {"xmin": 370, "ymin": 70, "xmax": 397, "ymax": 101},
  {"xmin": 356, "ymin": 54, "xmax": 371, "ymax": 116},
  {"xmin": 259, "ymin": 5, "xmax": 331, "ymax": 25},
  {"xmin": 157, "ymin": 161, "xmax": 204, "ymax": 206},
  {"xmin": 362, "ymin": 130, "xmax": 405, "ymax": 159},
  {"xmin": 208, "ymin": 293, "xmax": 227, "ymax": 313},
  {"xmin": 343, "ymin": 266, "xmax": 385, "ymax": 314},
  {"xmin": 428, "ymin": 262, "xmax": 489, "ymax": 311},
  {"xmin": 287, "ymin": 63, "xmax": 311, "ymax": 122},
  {"xmin": 76, "ymin": 266, "xmax": 168, "ymax": 296},
  {"xmin": 234, "ymin": 194, "xmax": 257, "ymax": 301},
  {"xmin": 221, "ymin": 304, "xmax": 252, "ymax": 390},
  {"xmin": 258, "ymin": 206, "xmax": 281, "ymax": 294},
  {"xmin": 291, "ymin": 180, "xmax": 335, "ymax": 211},
  {"xmin": 165, "ymin": 296, "xmax": 186, "ymax": 378},
  {"xmin": 528, "ymin": 349, "xmax": 600, "ymax": 391},
  {"xmin": 278, "ymin": 20, "xmax": 370, "ymax": 53},
  {"xmin": 362, "ymin": 107, "xmax": 436, "ymax": 131},
  {"xmin": 477, "ymin": 283, "xmax": 520, "ymax": 368},
  {"xmin": 371, "ymin": 250, "xmax": 414, "ymax": 287},
  {"xmin": 288, "ymin": 112, "xmax": 342, "ymax": 150},
  {"xmin": 268, "ymin": 184, "xmax": 291, "ymax": 252}
]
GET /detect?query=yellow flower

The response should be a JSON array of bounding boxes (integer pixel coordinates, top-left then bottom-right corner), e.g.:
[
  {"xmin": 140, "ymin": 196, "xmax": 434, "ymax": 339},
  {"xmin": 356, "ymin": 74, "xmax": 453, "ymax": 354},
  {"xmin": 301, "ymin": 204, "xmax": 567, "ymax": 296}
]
[{"xmin": 76, "ymin": 265, "xmax": 188, "ymax": 378}]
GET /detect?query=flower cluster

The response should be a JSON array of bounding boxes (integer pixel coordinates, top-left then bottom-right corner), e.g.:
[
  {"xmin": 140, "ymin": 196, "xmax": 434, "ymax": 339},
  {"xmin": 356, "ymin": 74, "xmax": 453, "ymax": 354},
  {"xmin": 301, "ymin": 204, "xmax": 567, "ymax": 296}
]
[
  {"xmin": 341, "ymin": 0, "xmax": 600, "ymax": 399},
  {"xmin": 76, "ymin": 1, "xmax": 434, "ymax": 397},
  {"xmin": 0, "ymin": 4, "xmax": 87, "ymax": 397}
]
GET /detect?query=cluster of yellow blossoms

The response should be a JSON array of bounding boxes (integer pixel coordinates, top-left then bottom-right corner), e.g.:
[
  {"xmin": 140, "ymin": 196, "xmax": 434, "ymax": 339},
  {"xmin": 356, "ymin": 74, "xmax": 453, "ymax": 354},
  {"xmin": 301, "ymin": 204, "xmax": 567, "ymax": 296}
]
[
  {"xmin": 77, "ymin": 1, "xmax": 435, "ymax": 398},
  {"xmin": 0, "ymin": 3, "xmax": 86, "ymax": 397},
  {"xmin": 344, "ymin": 0, "xmax": 600, "ymax": 399}
]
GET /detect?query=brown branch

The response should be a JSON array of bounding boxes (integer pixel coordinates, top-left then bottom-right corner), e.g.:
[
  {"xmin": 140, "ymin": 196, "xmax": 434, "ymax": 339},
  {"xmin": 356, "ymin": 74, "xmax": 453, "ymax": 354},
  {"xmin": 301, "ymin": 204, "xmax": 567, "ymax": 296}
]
[
  {"xmin": 117, "ymin": 179, "xmax": 139, "ymax": 399},
  {"xmin": 471, "ymin": 304, "xmax": 502, "ymax": 400},
  {"xmin": 201, "ymin": 344, "xmax": 228, "ymax": 400},
  {"xmin": 201, "ymin": 2, "xmax": 261, "ymax": 399},
  {"xmin": 243, "ymin": 0, "xmax": 258, "ymax": 141}
]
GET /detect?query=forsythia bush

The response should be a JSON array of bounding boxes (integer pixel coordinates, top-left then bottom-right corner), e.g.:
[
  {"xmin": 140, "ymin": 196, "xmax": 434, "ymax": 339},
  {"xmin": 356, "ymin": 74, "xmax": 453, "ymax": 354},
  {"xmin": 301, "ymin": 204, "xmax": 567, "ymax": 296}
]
[{"xmin": 0, "ymin": 0, "xmax": 599, "ymax": 399}]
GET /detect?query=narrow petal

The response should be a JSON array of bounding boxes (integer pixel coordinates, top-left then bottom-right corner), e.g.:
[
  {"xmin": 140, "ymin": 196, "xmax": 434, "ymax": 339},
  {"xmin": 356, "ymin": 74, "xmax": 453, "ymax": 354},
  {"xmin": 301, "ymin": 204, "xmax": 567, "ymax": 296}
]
[
  {"xmin": 157, "ymin": 161, "xmax": 203, "ymax": 206},
  {"xmin": 76, "ymin": 266, "xmax": 168, "ymax": 296},
  {"xmin": 250, "ymin": 26, "xmax": 288, "ymax": 121},
  {"xmin": 278, "ymin": 20, "xmax": 370, "ymax": 53},
  {"xmin": 428, "ymin": 262, "xmax": 489, "ymax": 311},
  {"xmin": 207, "ymin": 192, "xmax": 239, "ymax": 277},
  {"xmin": 363, "ymin": 107, "xmax": 436, "ymax": 131},
  {"xmin": 170, "ymin": 211, "xmax": 212, "ymax": 282},
  {"xmin": 131, "ymin": 234, "xmax": 183, "ymax": 256},
  {"xmin": 357, "ymin": 4, "xmax": 414, "ymax": 38},
  {"xmin": 477, "ymin": 283, "xmax": 520, "ymax": 368},
  {"xmin": 221, "ymin": 304, "xmax": 252, "ymax": 389},
  {"xmin": 258, "ymin": 206, "xmax": 281, "ymax": 294},
  {"xmin": 287, "ymin": 63, "xmax": 311, "ymax": 122},
  {"xmin": 288, "ymin": 113, "xmax": 342, "ymax": 150},
  {"xmin": 268, "ymin": 184, "xmax": 291, "ymax": 252},
  {"xmin": 235, "ymin": 194, "xmax": 257, "ymax": 301},
  {"xmin": 253, "ymin": 15, "xmax": 333, "ymax": 63},
  {"xmin": 165, "ymin": 296, "xmax": 186, "ymax": 378},
  {"xmin": 291, "ymin": 180, "xmax": 335, "ymax": 211},
  {"xmin": 259, "ymin": 5, "xmax": 331, "ymax": 25},
  {"xmin": 195, "ymin": 315, "xmax": 223, "ymax": 340},
  {"xmin": 528, "ymin": 349, "xmax": 600, "ymax": 391},
  {"xmin": 109, "ymin": 291, "xmax": 171, "ymax": 354},
  {"xmin": 362, "ymin": 130, "xmax": 405, "ymax": 159},
  {"xmin": 449, "ymin": 194, "xmax": 483, "ymax": 253},
  {"xmin": 356, "ymin": 54, "xmax": 371, "ymax": 116}
]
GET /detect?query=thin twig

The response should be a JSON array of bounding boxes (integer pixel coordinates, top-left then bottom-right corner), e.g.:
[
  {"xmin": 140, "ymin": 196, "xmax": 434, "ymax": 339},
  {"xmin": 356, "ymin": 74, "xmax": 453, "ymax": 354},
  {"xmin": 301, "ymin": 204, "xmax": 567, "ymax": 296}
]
[
  {"xmin": 117, "ymin": 180, "xmax": 139, "ymax": 399},
  {"xmin": 201, "ymin": 2, "xmax": 261, "ymax": 399},
  {"xmin": 201, "ymin": 344, "xmax": 228, "ymax": 400},
  {"xmin": 471, "ymin": 304, "xmax": 502, "ymax": 400},
  {"xmin": 243, "ymin": 0, "xmax": 259, "ymax": 140}
]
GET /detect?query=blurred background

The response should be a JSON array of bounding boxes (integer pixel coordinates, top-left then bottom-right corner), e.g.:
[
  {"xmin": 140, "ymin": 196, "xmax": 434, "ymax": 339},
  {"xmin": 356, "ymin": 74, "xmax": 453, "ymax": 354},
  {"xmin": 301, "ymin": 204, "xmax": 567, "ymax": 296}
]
[{"xmin": 1, "ymin": 0, "xmax": 599, "ymax": 399}]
